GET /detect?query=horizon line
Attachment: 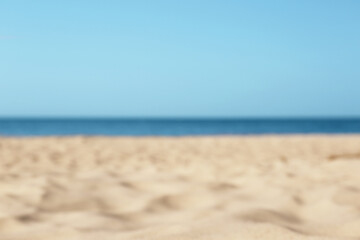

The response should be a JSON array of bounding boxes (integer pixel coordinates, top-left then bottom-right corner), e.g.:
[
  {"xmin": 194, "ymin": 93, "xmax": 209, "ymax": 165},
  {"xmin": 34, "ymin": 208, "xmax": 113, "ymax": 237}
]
[{"xmin": 1, "ymin": 116, "xmax": 360, "ymax": 120}]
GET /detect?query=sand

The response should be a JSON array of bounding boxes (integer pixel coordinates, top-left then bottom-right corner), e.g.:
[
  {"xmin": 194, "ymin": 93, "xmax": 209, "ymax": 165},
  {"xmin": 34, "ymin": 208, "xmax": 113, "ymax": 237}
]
[{"xmin": 0, "ymin": 135, "xmax": 360, "ymax": 239}]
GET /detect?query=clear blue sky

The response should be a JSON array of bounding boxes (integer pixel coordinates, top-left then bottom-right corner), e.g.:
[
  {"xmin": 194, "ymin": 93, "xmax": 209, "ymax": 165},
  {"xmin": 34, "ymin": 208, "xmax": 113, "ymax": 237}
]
[{"xmin": 1, "ymin": 0, "xmax": 359, "ymax": 118}]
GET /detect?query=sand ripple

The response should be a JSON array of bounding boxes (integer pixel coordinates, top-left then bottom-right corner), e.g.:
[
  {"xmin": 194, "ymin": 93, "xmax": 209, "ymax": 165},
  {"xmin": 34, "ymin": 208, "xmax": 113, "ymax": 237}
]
[{"xmin": 0, "ymin": 136, "xmax": 360, "ymax": 239}]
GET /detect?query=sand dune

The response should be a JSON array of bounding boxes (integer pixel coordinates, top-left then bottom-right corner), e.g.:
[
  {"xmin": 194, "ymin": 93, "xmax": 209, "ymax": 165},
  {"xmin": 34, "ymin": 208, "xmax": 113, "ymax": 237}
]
[{"xmin": 0, "ymin": 135, "xmax": 360, "ymax": 239}]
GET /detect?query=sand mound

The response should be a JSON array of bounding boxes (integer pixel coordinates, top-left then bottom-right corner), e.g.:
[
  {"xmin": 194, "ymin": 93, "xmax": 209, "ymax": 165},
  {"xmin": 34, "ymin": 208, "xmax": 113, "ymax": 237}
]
[{"xmin": 0, "ymin": 135, "xmax": 360, "ymax": 239}]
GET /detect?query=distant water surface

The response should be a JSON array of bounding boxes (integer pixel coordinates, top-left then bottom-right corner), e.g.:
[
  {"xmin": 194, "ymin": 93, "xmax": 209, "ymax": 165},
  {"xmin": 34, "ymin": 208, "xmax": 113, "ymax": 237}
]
[{"xmin": 0, "ymin": 119, "xmax": 360, "ymax": 136}]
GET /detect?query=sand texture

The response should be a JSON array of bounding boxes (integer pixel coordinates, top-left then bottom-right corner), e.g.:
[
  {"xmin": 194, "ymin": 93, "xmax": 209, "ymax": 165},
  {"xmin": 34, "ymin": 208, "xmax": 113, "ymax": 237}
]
[{"xmin": 0, "ymin": 135, "xmax": 360, "ymax": 239}]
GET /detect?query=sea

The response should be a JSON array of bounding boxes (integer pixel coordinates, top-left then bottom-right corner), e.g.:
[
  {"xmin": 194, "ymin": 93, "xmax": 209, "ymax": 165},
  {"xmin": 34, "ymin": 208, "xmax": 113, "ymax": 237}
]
[{"xmin": 0, "ymin": 118, "xmax": 360, "ymax": 136}]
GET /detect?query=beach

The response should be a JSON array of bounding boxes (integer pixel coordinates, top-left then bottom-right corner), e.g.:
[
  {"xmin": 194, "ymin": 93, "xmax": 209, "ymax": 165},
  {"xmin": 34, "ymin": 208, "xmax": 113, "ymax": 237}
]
[{"xmin": 0, "ymin": 135, "xmax": 360, "ymax": 239}]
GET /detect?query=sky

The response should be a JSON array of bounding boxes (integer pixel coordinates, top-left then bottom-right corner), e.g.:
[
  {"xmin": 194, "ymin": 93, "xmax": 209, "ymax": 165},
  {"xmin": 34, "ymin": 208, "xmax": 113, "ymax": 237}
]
[{"xmin": 1, "ymin": 0, "xmax": 360, "ymax": 118}]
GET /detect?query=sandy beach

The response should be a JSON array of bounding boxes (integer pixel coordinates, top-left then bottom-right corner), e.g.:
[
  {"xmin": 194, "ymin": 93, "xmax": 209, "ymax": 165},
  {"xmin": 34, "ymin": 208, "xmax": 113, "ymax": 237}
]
[{"xmin": 0, "ymin": 135, "xmax": 360, "ymax": 239}]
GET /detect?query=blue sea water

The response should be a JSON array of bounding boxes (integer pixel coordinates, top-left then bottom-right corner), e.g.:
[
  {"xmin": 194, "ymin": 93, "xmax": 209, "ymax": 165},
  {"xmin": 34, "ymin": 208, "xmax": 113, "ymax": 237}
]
[{"xmin": 0, "ymin": 119, "xmax": 360, "ymax": 136}]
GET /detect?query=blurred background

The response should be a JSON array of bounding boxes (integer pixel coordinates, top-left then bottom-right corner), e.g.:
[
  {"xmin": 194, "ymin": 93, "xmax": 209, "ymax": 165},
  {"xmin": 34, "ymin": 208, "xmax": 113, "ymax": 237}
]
[{"xmin": 1, "ymin": 0, "xmax": 360, "ymax": 135}]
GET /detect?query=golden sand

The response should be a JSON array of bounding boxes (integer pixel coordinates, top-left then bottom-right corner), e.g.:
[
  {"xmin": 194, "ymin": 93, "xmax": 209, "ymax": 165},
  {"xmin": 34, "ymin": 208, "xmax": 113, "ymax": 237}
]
[{"xmin": 0, "ymin": 135, "xmax": 360, "ymax": 239}]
